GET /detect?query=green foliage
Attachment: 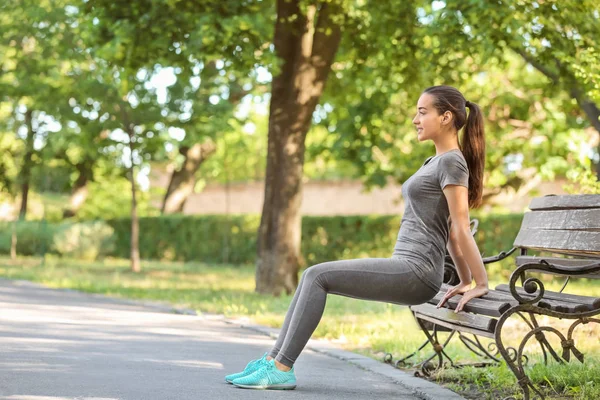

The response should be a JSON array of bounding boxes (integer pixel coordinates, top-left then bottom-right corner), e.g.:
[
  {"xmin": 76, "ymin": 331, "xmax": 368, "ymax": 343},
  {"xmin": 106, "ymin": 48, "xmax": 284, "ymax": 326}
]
[
  {"xmin": 105, "ymin": 214, "xmax": 261, "ymax": 264},
  {"xmin": 81, "ymin": 0, "xmax": 275, "ymax": 189},
  {"xmin": 2, "ymin": 0, "xmax": 598, "ymax": 223},
  {"xmin": 441, "ymin": 0, "xmax": 599, "ymax": 100},
  {"xmin": 563, "ymin": 166, "xmax": 600, "ymax": 194},
  {"xmin": 302, "ymin": 215, "xmax": 401, "ymax": 263},
  {"xmin": 53, "ymin": 221, "xmax": 116, "ymax": 261},
  {"xmin": 76, "ymin": 173, "xmax": 160, "ymax": 221},
  {"xmin": 440, "ymin": 0, "xmax": 600, "ymax": 185},
  {"xmin": 0, "ymin": 212, "xmax": 523, "ymax": 266},
  {"xmin": 0, "ymin": 220, "xmax": 56, "ymax": 256},
  {"xmin": 197, "ymin": 111, "xmax": 269, "ymax": 184},
  {"xmin": 29, "ymin": 160, "xmax": 72, "ymax": 194},
  {"xmin": 569, "ymin": 46, "xmax": 600, "ymax": 104},
  {"xmin": 310, "ymin": 0, "xmax": 599, "ymax": 196},
  {"xmin": 0, "ymin": 131, "xmax": 21, "ymax": 196},
  {"xmin": 0, "ymin": 0, "xmax": 600, "ymax": 233}
]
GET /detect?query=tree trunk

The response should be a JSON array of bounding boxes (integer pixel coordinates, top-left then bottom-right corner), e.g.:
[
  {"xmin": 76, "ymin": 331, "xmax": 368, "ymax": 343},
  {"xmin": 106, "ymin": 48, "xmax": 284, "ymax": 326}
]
[
  {"xmin": 161, "ymin": 141, "xmax": 216, "ymax": 214},
  {"xmin": 255, "ymin": 0, "xmax": 342, "ymax": 295},
  {"xmin": 10, "ymin": 218, "xmax": 17, "ymax": 260},
  {"xmin": 127, "ymin": 128, "xmax": 141, "ymax": 273},
  {"xmin": 63, "ymin": 161, "xmax": 94, "ymax": 218},
  {"xmin": 19, "ymin": 109, "xmax": 35, "ymax": 220}
]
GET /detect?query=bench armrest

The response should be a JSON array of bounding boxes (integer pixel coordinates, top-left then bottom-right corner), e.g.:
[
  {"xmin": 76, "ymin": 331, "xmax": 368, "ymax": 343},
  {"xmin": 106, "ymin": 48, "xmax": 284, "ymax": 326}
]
[
  {"xmin": 482, "ymin": 247, "xmax": 518, "ymax": 265},
  {"xmin": 506, "ymin": 260, "xmax": 600, "ymax": 304},
  {"xmin": 515, "ymin": 259, "xmax": 600, "ymax": 277}
]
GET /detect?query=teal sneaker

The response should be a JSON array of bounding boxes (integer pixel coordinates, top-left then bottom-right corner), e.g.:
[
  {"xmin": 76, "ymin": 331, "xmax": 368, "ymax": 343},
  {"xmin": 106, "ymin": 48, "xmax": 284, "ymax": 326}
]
[
  {"xmin": 232, "ymin": 359, "xmax": 296, "ymax": 390},
  {"xmin": 225, "ymin": 353, "xmax": 268, "ymax": 384}
]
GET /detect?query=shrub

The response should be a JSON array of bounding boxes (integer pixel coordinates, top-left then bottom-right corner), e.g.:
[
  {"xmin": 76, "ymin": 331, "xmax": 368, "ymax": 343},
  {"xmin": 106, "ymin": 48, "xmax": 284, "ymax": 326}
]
[
  {"xmin": 105, "ymin": 212, "xmax": 523, "ymax": 267},
  {"xmin": 0, "ymin": 212, "xmax": 524, "ymax": 268},
  {"xmin": 53, "ymin": 221, "xmax": 116, "ymax": 261},
  {"xmin": 0, "ymin": 220, "xmax": 55, "ymax": 256}
]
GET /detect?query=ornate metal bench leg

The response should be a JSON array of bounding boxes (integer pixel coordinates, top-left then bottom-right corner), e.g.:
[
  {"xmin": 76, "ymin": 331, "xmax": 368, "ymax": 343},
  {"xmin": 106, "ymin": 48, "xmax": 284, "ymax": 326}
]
[
  {"xmin": 565, "ymin": 317, "xmax": 600, "ymax": 363},
  {"xmin": 389, "ymin": 317, "xmax": 457, "ymax": 373},
  {"xmin": 524, "ymin": 312, "xmax": 564, "ymax": 365},
  {"xmin": 387, "ymin": 338, "xmax": 431, "ymax": 367},
  {"xmin": 497, "ymin": 307, "xmax": 600, "ymax": 400},
  {"xmin": 413, "ymin": 318, "xmax": 457, "ymax": 374},
  {"xmin": 458, "ymin": 333, "xmax": 502, "ymax": 363},
  {"xmin": 496, "ymin": 307, "xmax": 537, "ymax": 400}
]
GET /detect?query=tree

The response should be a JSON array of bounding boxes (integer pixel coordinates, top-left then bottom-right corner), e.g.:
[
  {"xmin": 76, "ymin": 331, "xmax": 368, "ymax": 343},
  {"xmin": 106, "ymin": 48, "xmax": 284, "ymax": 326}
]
[
  {"xmin": 439, "ymin": 0, "xmax": 600, "ymax": 178},
  {"xmin": 80, "ymin": 0, "xmax": 272, "ymax": 214},
  {"xmin": 0, "ymin": 0, "xmax": 78, "ymax": 220},
  {"xmin": 81, "ymin": 0, "xmax": 272, "ymax": 269},
  {"xmin": 75, "ymin": 14, "xmax": 166, "ymax": 273},
  {"xmin": 44, "ymin": 101, "xmax": 116, "ymax": 218},
  {"xmin": 161, "ymin": 141, "xmax": 216, "ymax": 213},
  {"xmin": 255, "ymin": 0, "xmax": 346, "ymax": 295},
  {"xmin": 159, "ymin": 62, "xmax": 263, "ymax": 214},
  {"xmin": 0, "ymin": 133, "xmax": 22, "ymax": 260}
]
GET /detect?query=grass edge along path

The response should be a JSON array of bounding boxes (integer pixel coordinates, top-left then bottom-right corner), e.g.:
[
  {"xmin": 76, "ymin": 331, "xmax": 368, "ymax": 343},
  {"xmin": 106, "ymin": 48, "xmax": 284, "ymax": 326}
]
[{"xmin": 0, "ymin": 256, "xmax": 598, "ymax": 399}]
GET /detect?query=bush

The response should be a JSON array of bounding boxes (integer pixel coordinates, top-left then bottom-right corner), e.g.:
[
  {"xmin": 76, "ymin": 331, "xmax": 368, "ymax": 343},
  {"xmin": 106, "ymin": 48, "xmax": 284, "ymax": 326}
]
[
  {"xmin": 0, "ymin": 212, "xmax": 525, "ymax": 267},
  {"xmin": 105, "ymin": 212, "xmax": 523, "ymax": 267},
  {"xmin": 53, "ymin": 221, "xmax": 116, "ymax": 261},
  {"xmin": 106, "ymin": 214, "xmax": 261, "ymax": 263},
  {"xmin": 302, "ymin": 215, "xmax": 402, "ymax": 264},
  {"xmin": 0, "ymin": 220, "xmax": 56, "ymax": 256}
]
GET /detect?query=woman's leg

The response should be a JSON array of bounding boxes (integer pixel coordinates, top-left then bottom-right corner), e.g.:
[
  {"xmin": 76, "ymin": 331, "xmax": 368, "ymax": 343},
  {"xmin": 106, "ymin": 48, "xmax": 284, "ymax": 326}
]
[
  {"xmin": 267, "ymin": 271, "xmax": 308, "ymax": 360},
  {"xmin": 273, "ymin": 258, "xmax": 439, "ymax": 368}
]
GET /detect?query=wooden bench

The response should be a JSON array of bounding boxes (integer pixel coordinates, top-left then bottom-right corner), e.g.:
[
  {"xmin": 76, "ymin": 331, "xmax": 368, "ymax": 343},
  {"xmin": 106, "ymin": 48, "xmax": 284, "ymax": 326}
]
[{"xmin": 387, "ymin": 194, "xmax": 600, "ymax": 400}]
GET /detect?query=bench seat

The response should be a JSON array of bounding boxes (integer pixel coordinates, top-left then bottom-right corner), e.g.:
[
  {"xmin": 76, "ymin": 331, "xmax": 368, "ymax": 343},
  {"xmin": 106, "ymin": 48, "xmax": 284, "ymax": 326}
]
[{"xmin": 413, "ymin": 281, "xmax": 600, "ymax": 338}]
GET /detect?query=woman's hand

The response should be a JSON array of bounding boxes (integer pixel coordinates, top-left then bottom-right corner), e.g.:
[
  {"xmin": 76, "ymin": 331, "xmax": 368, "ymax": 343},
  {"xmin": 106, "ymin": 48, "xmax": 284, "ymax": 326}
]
[
  {"xmin": 437, "ymin": 282, "xmax": 471, "ymax": 309},
  {"xmin": 437, "ymin": 283, "xmax": 489, "ymax": 313}
]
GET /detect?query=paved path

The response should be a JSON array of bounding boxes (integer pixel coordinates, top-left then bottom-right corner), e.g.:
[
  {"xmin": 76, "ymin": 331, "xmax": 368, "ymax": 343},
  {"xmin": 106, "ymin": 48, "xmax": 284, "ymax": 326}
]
[{"xmin": 0, "ymin": 279, "xmax": 464, "ymax": 400}]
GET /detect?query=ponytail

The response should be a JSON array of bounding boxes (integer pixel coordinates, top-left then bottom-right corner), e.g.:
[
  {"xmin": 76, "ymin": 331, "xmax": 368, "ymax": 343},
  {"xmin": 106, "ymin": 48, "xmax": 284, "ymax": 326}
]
[{"xmin": 463, "ymin": 101, "xmax": 485, "ymax": 208}]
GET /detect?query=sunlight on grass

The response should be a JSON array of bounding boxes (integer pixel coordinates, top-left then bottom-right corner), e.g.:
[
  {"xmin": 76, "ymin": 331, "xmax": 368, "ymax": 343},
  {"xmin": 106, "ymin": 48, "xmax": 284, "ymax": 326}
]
[{"xmin": 1, "ymin": 255, "xmax": 598, "ymax": 399}]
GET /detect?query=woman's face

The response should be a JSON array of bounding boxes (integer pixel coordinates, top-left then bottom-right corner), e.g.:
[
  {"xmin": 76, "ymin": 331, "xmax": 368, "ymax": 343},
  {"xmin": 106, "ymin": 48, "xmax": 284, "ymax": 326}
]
[{"xmin": 412, "ymin": 93, "xmax": 443, "ymax": 142}]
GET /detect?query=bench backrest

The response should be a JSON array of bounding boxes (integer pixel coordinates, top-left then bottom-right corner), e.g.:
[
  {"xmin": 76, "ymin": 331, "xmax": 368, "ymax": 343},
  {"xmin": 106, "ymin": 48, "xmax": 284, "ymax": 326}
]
[{"xmin": 513, "ymin": 194, "xmax": 600, "ymax": 259}]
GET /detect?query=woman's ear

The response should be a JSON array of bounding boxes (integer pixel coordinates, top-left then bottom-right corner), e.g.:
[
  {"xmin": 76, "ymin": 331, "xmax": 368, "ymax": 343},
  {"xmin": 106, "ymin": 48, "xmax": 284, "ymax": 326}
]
[{"xmin": 441, "ymin": 111, "xmax": 453, "ymax": 125}]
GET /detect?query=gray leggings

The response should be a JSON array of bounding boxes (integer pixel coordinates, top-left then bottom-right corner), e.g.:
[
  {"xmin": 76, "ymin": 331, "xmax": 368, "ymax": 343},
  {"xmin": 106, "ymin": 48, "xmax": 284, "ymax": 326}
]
[{"xmin": 268, "ymin": 258, "xmax": 439, "ymax": 367}]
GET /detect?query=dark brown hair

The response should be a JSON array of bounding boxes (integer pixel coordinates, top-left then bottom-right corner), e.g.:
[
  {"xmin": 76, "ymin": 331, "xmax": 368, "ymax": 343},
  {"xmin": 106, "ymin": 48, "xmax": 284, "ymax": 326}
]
[{"xmin": 423, "ymin": 85, "xmax": 485, "ymax": 208}]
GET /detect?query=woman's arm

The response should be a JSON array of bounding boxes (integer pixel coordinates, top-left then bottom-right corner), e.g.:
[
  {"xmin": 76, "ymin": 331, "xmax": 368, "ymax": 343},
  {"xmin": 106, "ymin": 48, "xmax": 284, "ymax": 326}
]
[
  {"xmin": 437, "ymin": 185, "xmax": 488, "ymax": 312},
  {"xmin": 446, "ymin": 225, "xmax": 472, "ymax": 284}
]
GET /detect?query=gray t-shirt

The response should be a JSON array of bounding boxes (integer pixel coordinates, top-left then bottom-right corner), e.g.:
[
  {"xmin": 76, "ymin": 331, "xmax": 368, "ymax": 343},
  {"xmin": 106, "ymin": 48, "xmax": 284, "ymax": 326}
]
[{"xmin": 392, "ymin": 149, "xmax": 469, "ymax": 292}]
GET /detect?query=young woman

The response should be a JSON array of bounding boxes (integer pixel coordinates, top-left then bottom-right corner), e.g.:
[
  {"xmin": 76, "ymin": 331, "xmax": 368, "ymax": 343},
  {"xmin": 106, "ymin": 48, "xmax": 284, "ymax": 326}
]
[{"xmin": 225, "ymin": 85, "xmax": 489, "ymax": 390}]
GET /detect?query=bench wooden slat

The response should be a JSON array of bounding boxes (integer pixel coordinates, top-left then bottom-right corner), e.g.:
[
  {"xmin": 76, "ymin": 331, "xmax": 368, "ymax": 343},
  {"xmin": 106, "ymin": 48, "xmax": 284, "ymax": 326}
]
[
  {"xmin": 439, "ymin": 283, "xmax": 519, "ymax": 304},
  {"xmin": 513, "ymin": 229, "xmax": 600, "ymax": 256},
  {"xmin": 413, "ymin": 313, "xmax": 496, "ymax": 338},
  {"xmin": 480, "ymin": 291, "xmax": 519, "ymax": 304},
  {"xmin": 537, "ymin": 300, "xmax": 595, "ymax": 313},
  {"xmin": 428, "ymin": 293, "xmax": 511, "ymax": 317},
  {"xmin": 529, "ymin": 194, "xmax": 600, "ymax": 210},
  {"xmin": 432, "ymin": 287, "xmax": 513, "ymax": 317},
  {"xmin": 495, "ymin": 284, "xmax": 600, "ymax": 309},
  {"xmin": 515, "ymin": 256, "xmax": 600, "ymax": 279},
  {"xmin": 521, "ymin": 209, "xmax": 600, "ymax": 231},
  {"xmin": 411, "ymin": 303, "xmax": 497, "ymax": 333},
  {"xmin": 440, "ymin": 284, "xmax": 597, "ymax": 312}
]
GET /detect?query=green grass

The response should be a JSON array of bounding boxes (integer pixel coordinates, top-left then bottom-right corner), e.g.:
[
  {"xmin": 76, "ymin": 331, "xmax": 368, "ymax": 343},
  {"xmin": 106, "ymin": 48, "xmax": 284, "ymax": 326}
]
[{"xmin": 0, "ymin": 255, "xmax": 598, "ymax": 399}]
